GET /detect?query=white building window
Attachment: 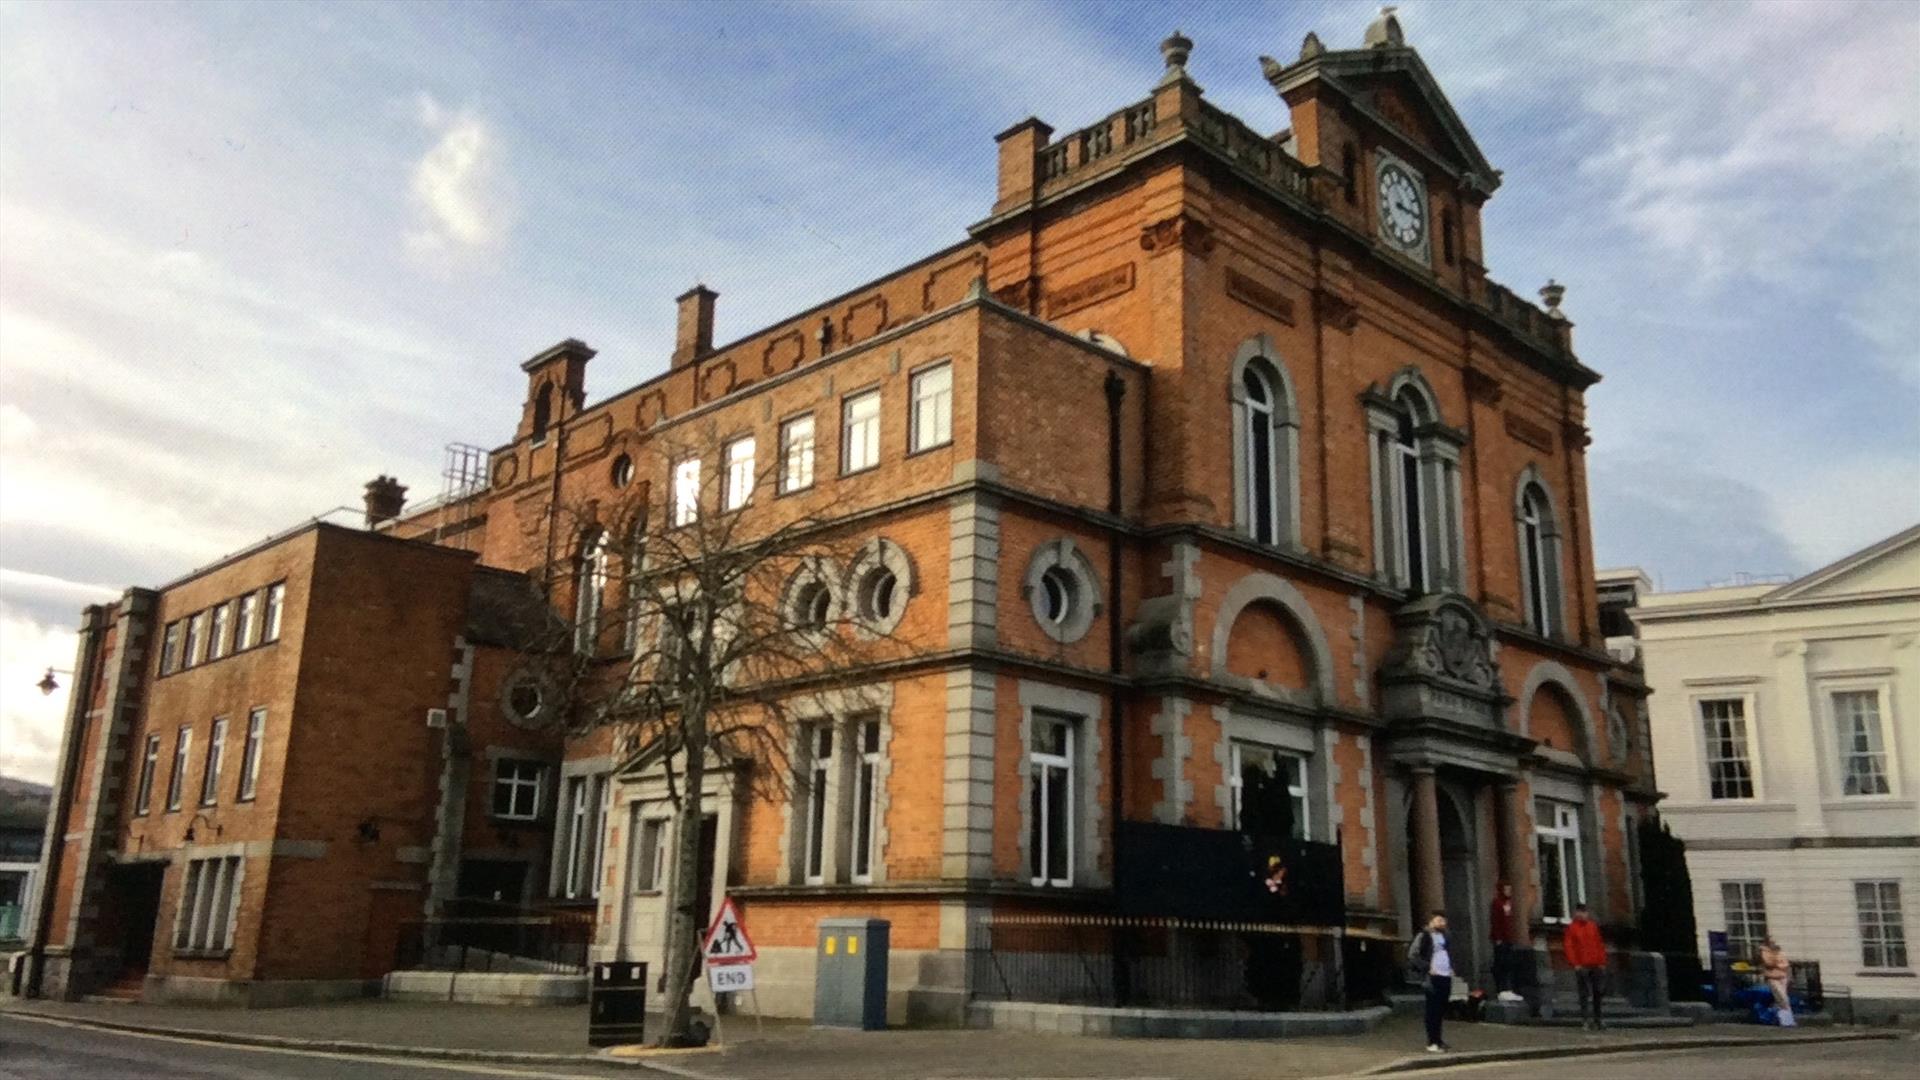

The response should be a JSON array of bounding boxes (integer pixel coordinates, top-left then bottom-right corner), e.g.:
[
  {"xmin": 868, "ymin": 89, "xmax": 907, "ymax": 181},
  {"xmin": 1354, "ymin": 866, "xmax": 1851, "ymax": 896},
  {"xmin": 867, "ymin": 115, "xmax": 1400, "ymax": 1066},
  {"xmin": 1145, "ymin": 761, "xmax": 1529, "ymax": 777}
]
[
  {"xmin": 262, "ymin": 583, "xmax": 285, "ymax": 643},
  {"xmin": 238, "ymin": 708, "xmax": 265, "ymax": 801},
  {"xmin": 1856, "ymin": 881, "xmax": 1909, "ymax": 970},
  {"xmin": 909, "ymin": 362, "xmax": 952, "ymax": 453},
  {"xmin": 1029, "ymin": 712, "xmax": 1076, "ymax": 887},
  {"xmin": 208, "ymin": 602, "xmax": 231, "ymax": 661},
  {"xmin": 1700, "ymin": 697, "xmax": 1756, "ymax": 799},
  {"xmin": 1518, "ymin": 480, "xmax": 1563, "ymax": 637},
  {"xmin": 1367, "ymin": 377, "xmax": 1462, "ymax": 594},
  {"xmin": 166, "ymin": 726, "xmax": 191, "ymax": 811},
  {"xmin": 175, "ymin": 856, "xmax": 242, "ymax": 953},
  {"xmin": 1832, "ymin": 690, "xmax": 1892, "ymax": 796},
  {"xmin": 557, "ymin": 773, "xmax": 609, "ymax": 899},
  {"xmin": 160, "ymin": 621, "xmax": 182, "ymax": 675},
  {"xmin": 724, "ymin": 435, "xmax": 756, "ymax": 511},
  {"xmin": 133, "ymin": 734, "xmax": 159, "ymax": 815},
  {"xmin": 1535, "ymin": 798, "xmax": 1586, "ymax": 923},
  {"xmin": 183, "ymin": 611, "xmax": 207, "ymax": 669},
  {"xmin": 1721, "ymin": 880, "xmax": 1768, "ymax": 963},
  {"xmin": 1236, "ymin": 363, "xmax": 1286, "ymax": 545},
  {"xmin": 852, "ymin": 717, "xmax": 880, "ymax": 883},
  {"xmin": 673, "ymin": 457, "xmax": 701, "ymax": 526},
  {"xmin": 236, "ymin": 593, "xmax": 259, "ymax": 650},
  {"xmin": 803, "ymin": 723, "xmax": 833, "ymax": 884},
  {"xmin": 779, "ymin": 414, "xmax": 815, "ymax": 494},
  {"xmin": 492, "ymin": 760, "xmax": 543, "ymax": 820},
  {"xmin": 1393, "ymin": 403, "xmax": 1427, "ymax": 593},
  {"xmin": 629, "ymin": 812, "xmax": 667, "ymax": 893},
  {"xmin": 198, "ymin": 717, "xmax": 226, "ymax": 806},
  {"xmin": 842, "ymin": 389, "xmax": 880, "ymax": 474},
  {"xmin": 1228, "ymin": 742, "xmax": 1308, "ymax": 839},
  {"xmin": 575, "ymin": 531, "xmax": 609, "ymax": 655}
]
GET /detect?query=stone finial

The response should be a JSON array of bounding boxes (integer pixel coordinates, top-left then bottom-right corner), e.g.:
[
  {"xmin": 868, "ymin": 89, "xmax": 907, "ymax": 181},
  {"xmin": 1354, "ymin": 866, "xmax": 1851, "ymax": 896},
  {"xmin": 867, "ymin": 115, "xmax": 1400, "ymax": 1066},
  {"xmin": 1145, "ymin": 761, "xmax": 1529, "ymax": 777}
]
[
  {"xmin": 1540, "ymin": 278, "xmax": 1567, "ymax": 319},
  {"xmin": 363, "ymin": 474, "xmax": 408, "ymax": 527},
  {"xmin": 1157, "ymin": 29, "xmax": 1193, "ymax": 87},
  {"xmin": 1300, "ymin": 31, "xmax": 1326, "ymax": 60},
  {"xmin": 1363, "ymin": 5, "xmax": 1405, "ymax": 48}
]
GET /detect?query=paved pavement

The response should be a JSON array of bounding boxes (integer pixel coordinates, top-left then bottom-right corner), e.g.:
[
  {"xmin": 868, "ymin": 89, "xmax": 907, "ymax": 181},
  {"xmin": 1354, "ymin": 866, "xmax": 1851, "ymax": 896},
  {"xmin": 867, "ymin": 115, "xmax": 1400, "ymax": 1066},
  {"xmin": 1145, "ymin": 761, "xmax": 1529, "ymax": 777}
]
[
  {"xmin": 0, "ymin": 999, "xmax": 1903, "ymax": 1080},
  {"xmin": 1389, "ymin": 1033, "xmax": 1920, "ymax": 1078}
]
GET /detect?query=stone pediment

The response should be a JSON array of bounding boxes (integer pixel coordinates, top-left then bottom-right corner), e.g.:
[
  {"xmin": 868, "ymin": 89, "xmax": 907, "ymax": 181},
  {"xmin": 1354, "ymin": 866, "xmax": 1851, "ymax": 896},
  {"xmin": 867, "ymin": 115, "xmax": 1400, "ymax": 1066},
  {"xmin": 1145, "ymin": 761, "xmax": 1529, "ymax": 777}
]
[{"xmin": 1379, "ymin": 593, "xmax": 1509, "ymax": 729}]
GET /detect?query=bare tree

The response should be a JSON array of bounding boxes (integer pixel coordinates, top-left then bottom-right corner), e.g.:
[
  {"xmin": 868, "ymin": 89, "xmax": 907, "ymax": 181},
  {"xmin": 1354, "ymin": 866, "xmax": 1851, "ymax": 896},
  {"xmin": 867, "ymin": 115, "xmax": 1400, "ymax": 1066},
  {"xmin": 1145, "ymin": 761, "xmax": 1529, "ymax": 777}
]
[{"xmin": 513, "ymin": 421, "xmax": 912, "ymax": 1046}]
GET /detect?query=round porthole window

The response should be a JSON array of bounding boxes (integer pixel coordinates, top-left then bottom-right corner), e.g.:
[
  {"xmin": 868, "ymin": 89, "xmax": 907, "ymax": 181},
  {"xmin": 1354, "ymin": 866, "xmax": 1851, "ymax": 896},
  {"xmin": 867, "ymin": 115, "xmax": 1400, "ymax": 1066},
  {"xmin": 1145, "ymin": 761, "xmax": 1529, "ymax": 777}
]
[
  {"xmin": 794, "ymin": 581, "xmax": 832, "ymax": 631},
  {"xmin": 859, "ymin": 568, "xmax": 898, "ymax": 623},
  {"xmin": 504, "ymin": 674, "xmax": 548, "ymax": 729},
  {"xmin": 1040, "ymin": 566, "xmax": 1077, "ymax": 626},
  {"xmin": 610, "ymin": 453, "xmax": 635, "ymax": 489}
]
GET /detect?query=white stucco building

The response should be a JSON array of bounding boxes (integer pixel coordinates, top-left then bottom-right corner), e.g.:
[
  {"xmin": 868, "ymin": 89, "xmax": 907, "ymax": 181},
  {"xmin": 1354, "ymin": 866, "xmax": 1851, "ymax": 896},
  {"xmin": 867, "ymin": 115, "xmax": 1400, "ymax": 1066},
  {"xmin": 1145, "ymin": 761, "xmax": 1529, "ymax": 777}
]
[{"xmin": 1634, "ymin": 525, "xmax": 1919, "ymax": 1020}]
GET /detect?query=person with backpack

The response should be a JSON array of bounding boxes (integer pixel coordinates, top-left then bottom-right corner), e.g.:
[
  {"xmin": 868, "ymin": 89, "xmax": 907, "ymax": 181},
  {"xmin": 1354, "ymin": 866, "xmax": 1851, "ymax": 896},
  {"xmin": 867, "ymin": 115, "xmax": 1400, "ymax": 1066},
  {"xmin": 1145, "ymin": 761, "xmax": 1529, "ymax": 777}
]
[
  {"xmin": 1407, "ymin": 910, "xmax": 1454, "ymax": 1053},
  {"xmin": 1562, "ymin": 903, "xmax": 1607, "ymax": 1030}
]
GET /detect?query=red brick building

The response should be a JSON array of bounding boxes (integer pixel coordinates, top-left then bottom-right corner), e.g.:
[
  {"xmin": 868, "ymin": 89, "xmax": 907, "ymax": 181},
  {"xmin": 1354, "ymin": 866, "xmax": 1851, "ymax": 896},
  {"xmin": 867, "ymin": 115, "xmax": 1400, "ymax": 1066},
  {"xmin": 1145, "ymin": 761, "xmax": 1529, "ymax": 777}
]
[{"xmin": 28, "ymin": 14, "xmax": 1657, "ymax": 1018}]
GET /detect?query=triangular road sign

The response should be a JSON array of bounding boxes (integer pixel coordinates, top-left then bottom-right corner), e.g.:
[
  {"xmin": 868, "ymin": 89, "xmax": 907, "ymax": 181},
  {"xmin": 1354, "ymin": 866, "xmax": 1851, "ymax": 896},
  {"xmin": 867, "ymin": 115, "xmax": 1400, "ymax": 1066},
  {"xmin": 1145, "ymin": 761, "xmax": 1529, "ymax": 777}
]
[{"xmin": 701, "ymin": 896, "xmax": 756, "ymax": 965}]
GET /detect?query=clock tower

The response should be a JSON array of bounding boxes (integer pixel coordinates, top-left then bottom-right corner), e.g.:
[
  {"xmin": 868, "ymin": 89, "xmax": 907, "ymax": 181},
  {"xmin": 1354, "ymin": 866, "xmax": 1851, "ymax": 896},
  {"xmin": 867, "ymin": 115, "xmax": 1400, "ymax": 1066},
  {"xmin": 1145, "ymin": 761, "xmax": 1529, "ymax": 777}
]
[{"xmin": 1262, "ymin": 7, "xmax": 1500, "ymax": 296}]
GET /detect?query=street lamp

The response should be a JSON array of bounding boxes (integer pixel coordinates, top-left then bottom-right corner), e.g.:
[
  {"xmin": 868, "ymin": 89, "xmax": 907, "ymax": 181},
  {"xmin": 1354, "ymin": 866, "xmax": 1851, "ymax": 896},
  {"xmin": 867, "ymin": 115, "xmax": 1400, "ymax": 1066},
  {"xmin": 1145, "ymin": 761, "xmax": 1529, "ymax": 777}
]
[{"xmin": 37, "ymin": 667, "xmax": 73, "ymax": 696}]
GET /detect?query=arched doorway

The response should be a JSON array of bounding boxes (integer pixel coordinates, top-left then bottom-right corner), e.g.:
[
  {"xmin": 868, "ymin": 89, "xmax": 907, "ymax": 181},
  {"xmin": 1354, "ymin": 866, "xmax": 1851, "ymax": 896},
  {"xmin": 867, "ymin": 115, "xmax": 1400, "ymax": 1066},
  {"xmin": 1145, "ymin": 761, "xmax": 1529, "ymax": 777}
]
[{"xmin": 1407, "ymin": 788, "xmax": 1479, "ymax": 982}]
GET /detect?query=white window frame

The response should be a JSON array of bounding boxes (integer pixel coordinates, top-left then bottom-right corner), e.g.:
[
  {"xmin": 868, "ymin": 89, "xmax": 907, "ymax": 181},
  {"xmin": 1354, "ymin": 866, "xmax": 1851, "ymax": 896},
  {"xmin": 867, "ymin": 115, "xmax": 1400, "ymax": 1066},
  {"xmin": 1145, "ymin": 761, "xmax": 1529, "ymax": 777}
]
[
  {"xmin": 1392, "ymin": 414, "xmax": 1426, "ymax": 594},
  {"xmin": 803, "ymin": 722, "xmax": 833, "ymax": 884},
  {"xmin": 574, "ymin": 532, "xmax": 609, "ymax": 655},
  {"xmin": 1721, "ymin": 880, "xmax": 1768, "ymax": 963},
  {"xmin": 851, "ymin": 716, "xmax": 881, "ymax": 883},
  {"xmin": 236, "ymin": 593, "xmax": 259, "ymax": 651},
  {"xmin": 1227, "ymin": 741, "xmax": 1309, "ymax": 839},
  {"xmin": 672, "ymin": 457, "xmax": 701, "ymax": 526},
  {"xmin": 1239, "ymin": 364, "xmax": 1281, "ymax": 546},
  {"xmin": 557, "ymin": 774, "xmax": 607, "ymax": 900},
  {"xmin": 492, "ymin": 760, "xmax": 543, "ymax": 821},
  {"xmin": 160, "ymin": 621, "xmax": 182, "ymax": 675},
  {"xmin": 208, "ymin": 601, "xmax": 231, "ymax": 661},
  {"xmin": 199, "ymin": 716, "xmax": 227, "ymax": 806},
  {"xmin": 908, "ymin": 361, "xmax": 953, "ymax": 453},
  {"xmin": 262, "ymin": 583, "xmax": 285, "ymax": 643},
  {"xmin": 1519, "ymin": 482, "xmax": 1560, "ymax": 637},
  {"xmin": 1828, "ymin": 685, "xmax": 1897, "ymax": 797},
  {"xmin": 237, "ymin": 708, "xmax": 265, "ymax": 801},
  {"xmin": 174, "ymin": 855, "xmax": 243, "ymax": 954},
  {"xmin": 779, "ymin": 414, "xmax": 815, "ymax": 494},
  {"xmin": 842, "ymin": 389, "xmax": 881, "ymax": 474},
  {"xmin": 1698, "ymin": 695, "xmax": 1758, "ymax": 800},
  {"xmin": 1029, "ymin": 712, "xmax": 1076, "ymax": 888},
  {"xmin": 183, "ymin": 611, "xmax": 206, "ymax": 669},
  {"xmin": 134, "ymin": 734, "xmax": 160, "ymax": 815},
  {"xmin": 1534, "ymin": 798, "xmax": 1586, "ymax": 924},
  {"xmin": 724, "ymin": 435, "xmax": 756, "ymax": 511},
  {"xmin": 166, "ymin": 726, "xmax": 191, "ymax": 812},
  {"xmin": 629, "ymin": 809, "xmax": 668, "ymax": 893},
  {"xmin": 1855, "ymin": 880, "xmax": 1909, "ymax": 970}
]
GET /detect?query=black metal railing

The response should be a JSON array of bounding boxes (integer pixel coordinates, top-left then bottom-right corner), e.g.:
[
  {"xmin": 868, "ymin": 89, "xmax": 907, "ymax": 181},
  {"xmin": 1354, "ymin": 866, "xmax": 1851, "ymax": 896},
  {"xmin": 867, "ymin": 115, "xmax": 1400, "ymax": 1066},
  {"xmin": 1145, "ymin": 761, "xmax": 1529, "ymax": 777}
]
[
  {"xmin": 394, "ymin": 899, "xmax": 594, "ymax": 975},
  {"xmin": 968, "ymin": 915, "xmax": 1396, "ymax": 1012}
]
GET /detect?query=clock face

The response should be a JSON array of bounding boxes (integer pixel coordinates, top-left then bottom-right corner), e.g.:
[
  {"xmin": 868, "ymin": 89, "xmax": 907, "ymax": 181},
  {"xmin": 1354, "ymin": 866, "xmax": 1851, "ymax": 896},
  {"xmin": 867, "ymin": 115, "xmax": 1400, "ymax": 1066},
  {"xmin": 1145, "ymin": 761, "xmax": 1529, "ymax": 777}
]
[{"xmin": 1376, "ymin": 160, "xmax": 1427, "ymax": 253}]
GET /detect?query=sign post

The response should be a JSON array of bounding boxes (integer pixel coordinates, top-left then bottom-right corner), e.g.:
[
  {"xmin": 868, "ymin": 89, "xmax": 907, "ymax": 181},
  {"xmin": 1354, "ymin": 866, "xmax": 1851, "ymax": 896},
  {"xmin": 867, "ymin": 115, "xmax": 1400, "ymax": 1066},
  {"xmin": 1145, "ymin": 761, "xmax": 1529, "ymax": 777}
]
[{"xmin": 701, "ymin": 897, "xmax": 760, "ymax": 1037}]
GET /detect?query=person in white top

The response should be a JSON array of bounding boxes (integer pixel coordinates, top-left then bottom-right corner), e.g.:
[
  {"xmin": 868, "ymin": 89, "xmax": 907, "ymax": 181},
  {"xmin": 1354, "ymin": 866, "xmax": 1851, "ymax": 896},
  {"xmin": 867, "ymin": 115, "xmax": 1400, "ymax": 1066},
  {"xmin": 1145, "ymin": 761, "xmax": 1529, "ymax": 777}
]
[{"xmin": 1407, "ymin": 910, "xmax": 1453, "ymax": 1052}]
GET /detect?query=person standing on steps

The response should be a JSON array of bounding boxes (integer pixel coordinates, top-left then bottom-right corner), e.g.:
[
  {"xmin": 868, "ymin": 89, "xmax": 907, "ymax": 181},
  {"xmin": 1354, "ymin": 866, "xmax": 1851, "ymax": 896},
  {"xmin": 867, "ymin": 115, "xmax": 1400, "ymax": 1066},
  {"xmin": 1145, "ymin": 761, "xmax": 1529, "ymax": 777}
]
[
  {"xmin": 1563, "ymin": 903, "xmax": 1608, "ymax": 1030},
  {"xmin": 1489, "ymin": 881, "xmax": 1523, "ymax": 1003},
  {"xmin": 1407, "ymin": 910, "xmax": 1454, "ymax": 1053}
]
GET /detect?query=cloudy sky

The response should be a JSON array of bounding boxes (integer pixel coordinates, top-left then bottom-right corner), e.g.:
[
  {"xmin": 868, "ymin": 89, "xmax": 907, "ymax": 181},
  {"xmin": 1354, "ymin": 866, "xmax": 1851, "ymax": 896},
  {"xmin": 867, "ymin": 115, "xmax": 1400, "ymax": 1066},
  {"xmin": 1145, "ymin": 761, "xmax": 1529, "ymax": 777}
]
[{"xmin": 3, "ymin": 0, "xmax": 1916, "ymax": 783}]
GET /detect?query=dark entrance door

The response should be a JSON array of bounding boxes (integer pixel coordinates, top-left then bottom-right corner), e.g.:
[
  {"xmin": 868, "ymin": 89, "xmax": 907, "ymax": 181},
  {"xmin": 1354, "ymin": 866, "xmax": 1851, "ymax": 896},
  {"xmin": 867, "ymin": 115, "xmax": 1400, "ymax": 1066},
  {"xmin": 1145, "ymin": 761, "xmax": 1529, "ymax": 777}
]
[
  {"xmin": 114, "ymin": 863, "xmax": 166, "ymax": 973},
  {"xmin": 693, "ymin": 815, "xmax": 718, "ymax": 933}
]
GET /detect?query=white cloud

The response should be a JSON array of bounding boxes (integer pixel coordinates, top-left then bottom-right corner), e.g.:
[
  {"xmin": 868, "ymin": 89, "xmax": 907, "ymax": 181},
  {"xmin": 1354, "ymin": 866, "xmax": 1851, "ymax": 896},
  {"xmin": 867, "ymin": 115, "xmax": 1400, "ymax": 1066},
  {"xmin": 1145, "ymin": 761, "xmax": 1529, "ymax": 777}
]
[
  {"xmin": 0, "ymin": 603, "xmax": 79, "ymax": 783},
  {"xmin": 406, "ymin": 96, "xmax": 515, "ymax": 258}
]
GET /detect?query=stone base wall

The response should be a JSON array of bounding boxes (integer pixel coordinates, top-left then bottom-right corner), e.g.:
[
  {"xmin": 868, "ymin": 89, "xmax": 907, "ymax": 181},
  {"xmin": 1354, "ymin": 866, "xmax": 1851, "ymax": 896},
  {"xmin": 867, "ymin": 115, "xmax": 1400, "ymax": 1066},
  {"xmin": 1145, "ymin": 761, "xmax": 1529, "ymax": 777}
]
[
  {"xmin": 383, "ymin": 970, "xmax": 587, "ymax": 1006},
  {"xmin": 145, "ymin": 974, "xmax": 380, "ymax": 1007}
]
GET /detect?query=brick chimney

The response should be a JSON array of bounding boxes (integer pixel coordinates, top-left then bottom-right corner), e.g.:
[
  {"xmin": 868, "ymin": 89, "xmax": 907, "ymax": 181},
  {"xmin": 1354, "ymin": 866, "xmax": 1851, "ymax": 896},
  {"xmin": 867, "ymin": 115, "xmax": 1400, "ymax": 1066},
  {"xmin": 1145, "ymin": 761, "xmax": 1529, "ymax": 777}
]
[
  {"xmin": 672, "ymin": 285, "xmax": 717, "ymax": 369},
  {"xmin": 363, "ymin": 475, "xmax": 408, "ymax": 527}
]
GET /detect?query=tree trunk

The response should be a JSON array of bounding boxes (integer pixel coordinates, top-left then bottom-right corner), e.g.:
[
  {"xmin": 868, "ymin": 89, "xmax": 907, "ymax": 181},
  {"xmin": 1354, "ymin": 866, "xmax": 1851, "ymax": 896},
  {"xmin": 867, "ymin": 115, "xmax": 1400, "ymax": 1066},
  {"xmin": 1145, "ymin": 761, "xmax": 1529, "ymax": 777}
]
[{"xmin": 656, "ymin": 699, "xmax": 709, "ymax": 1047}]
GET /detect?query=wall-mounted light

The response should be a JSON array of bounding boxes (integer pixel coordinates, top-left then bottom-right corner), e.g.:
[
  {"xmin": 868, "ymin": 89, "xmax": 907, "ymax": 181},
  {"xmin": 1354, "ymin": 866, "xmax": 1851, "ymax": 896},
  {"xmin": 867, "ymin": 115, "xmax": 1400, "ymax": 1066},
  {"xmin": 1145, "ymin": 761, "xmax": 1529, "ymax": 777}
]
[{"xmin": 37, "ymin": 667, "xmax": 73, "ymax": 696}]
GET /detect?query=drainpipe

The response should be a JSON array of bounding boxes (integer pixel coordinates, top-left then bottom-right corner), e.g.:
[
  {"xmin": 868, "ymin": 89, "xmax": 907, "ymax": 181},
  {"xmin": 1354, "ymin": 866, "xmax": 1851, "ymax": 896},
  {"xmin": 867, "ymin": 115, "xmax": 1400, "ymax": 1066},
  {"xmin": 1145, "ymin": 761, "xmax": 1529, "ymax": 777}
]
[
  {"xmin": 1103, "ymin": 370, "xmax": 1129, "ymax": 1005},
  {"xmin": 23, "ymin": 605, "xmax": 108, "ymax": 998}
]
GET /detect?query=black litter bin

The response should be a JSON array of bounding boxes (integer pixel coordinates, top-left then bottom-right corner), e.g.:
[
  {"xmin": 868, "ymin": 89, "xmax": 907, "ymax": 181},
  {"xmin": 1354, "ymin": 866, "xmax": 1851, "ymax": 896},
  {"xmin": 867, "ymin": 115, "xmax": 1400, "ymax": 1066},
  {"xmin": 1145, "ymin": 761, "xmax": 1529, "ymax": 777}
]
[{"xmin": 589, "ymin": 961, "xmax": 648, "ymax": 1047}]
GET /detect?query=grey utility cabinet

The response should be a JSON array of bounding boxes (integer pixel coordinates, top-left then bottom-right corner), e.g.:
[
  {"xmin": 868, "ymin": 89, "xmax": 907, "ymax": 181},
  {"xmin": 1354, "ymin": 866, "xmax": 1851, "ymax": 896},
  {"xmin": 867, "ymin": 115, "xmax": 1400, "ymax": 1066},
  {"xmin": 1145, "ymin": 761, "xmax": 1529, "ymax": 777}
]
[{"xmin": 814, "ymin": 917, "xmax": 889, "ymax": 1029}]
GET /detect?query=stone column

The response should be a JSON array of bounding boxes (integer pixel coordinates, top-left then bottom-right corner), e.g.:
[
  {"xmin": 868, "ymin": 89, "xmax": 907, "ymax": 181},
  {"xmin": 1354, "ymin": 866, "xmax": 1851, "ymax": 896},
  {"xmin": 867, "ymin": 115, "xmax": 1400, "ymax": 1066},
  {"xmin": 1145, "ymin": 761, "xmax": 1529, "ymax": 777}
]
[
  {"xmin": 1410, "ymin": 767, "xmax": 1444, "ymax": 921},
  {"xmin": 1498, "ymin": 782, "xmax": 1532, "ymax": 933}
]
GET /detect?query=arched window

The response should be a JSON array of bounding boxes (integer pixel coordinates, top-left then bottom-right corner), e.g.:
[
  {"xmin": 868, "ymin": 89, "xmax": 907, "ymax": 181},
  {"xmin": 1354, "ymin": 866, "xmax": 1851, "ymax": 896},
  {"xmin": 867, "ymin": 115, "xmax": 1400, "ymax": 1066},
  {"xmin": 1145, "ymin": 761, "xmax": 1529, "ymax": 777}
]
[
  {"xmin": 531, "ymin": 384, "xmax": 554, "ymax": 444},
  {"xmin": 574, "ymin": 530, "xmax": 608, "ymax": 655},
  {"xmin": 1229, "ymin": 340, "xmax": 1300, "ymax": 549},
  {"xmin": 1515, "ymin": 474, "xmax": 1565, "ymax": 638},
  {"xmin": 620, "ymin": 517, "xmax": 647, "ymax": 654},
  {"xmin": 1366, "ymin": 371, "xmax": 1464, "ymax": 594}
]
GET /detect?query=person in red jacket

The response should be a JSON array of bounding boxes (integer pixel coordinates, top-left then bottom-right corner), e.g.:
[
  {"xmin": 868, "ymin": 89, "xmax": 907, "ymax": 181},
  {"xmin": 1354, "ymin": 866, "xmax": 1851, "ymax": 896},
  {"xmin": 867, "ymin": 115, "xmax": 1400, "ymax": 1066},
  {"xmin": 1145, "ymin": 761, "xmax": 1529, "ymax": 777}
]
[
  {"xmin": 1562, "ymin": 903, "xmax": 1608, "ymax": 1030},
  {"xmin": 1489, "ymin": 881, "xmax": 1522, "ymax": 1002}
]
